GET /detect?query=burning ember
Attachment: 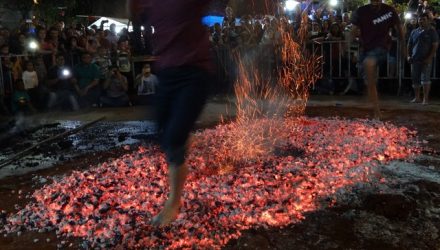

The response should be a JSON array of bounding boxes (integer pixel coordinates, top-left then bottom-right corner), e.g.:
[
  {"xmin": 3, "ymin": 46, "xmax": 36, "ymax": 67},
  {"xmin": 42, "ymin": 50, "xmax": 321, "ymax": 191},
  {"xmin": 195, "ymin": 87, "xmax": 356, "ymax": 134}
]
[{"xmin": 1, "ymin": 116, "xmax": 419, "ymax": 249}]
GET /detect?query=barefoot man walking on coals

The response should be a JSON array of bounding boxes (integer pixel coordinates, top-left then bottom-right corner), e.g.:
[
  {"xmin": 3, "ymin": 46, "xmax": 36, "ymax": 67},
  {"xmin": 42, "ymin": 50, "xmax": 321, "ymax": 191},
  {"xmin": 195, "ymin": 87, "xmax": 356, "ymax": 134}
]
[
  {"xmin": 351, "ymin": 0, "xmax": 405, "ymax": 119},
  {"xmin": 128, "ymin": 0, "xmax": 214, "ymax": 226}
]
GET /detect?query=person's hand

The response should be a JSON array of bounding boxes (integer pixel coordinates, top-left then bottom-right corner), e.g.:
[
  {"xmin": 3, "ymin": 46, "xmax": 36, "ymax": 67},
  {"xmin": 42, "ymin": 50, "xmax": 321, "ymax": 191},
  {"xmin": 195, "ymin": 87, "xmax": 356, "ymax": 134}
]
[
  {"xmin": 422, "ymin": 57, "xmax": 432, "ymax": 65},
  {"xmin": 82, "ymin": 87, "xmax": 89, "ymax": 96},
  {"xmin": 407, "ymin": 56, "xmax": 413, "ymax": 63}
]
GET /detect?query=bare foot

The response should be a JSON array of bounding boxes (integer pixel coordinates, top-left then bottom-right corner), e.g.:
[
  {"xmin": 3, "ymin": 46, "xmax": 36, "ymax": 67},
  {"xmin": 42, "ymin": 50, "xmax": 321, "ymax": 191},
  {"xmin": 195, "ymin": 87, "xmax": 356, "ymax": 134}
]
[
  {"xmin": 373, "ymin": 108, "xmax": 381, "ymax": 120},
  {"xmin": 151, "ymin": 201, "xmax": 180, "ymax": 226},
  {"xmin": 410, "ymin": 98, "xmax": 421, "ymax": 103}
]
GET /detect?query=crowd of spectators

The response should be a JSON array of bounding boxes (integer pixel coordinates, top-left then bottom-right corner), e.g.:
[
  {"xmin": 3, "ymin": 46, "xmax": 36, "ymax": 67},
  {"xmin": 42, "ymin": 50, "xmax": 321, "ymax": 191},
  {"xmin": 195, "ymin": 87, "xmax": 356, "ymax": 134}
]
[
  {"xmin": 0, "ymin": 18, "xmax": 158, "ymax": 116},
  {"xmin": 0, "ymin": 1, "xmax": 439, "ymax": 117},
  {"xmin": 208, "ymin": 1, "xmax": 440, "ymax": 95}
]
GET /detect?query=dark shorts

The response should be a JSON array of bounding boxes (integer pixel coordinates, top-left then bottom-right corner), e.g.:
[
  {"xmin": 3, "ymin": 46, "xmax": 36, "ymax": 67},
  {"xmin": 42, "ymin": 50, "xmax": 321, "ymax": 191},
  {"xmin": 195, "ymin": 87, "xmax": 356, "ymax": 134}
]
[
  {"xmin": 155, "ymin": 66, "xmax": 209, "ymax": 165},
  {"xmin": 359, "ymin": 47, "xmax": 388, "ymax": 80},
  {"xmin": 360, "ymin": 47, "xmax": 388, "ymax": 65}
]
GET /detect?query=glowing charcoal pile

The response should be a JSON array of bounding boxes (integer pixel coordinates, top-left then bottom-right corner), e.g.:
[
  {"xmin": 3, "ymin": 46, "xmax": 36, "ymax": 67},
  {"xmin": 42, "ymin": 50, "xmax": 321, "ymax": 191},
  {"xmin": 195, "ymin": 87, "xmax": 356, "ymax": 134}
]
[{"xmin": 1, "ymin": 117, "xmax": 419, "ymax": 249}]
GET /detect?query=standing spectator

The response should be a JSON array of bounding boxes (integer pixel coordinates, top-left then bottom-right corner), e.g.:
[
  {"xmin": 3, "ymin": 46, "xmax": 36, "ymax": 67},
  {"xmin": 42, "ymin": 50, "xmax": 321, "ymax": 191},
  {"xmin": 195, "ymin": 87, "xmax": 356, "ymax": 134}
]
[
  {"xmin": 105, "ymin": 24, "xmax": 119, "ymax": 49},
  {"xmin": 21, "ymin": 61, "xmax": 39, "ymax": 107},
  {"xmin": 99, "ymin": 66, "xmax": 130, "ymax": 107},
  {"xmin": 36, "ymin": 28, "xmax": 55, "ymax": 67},
  {"xmin": 1, "ymin": 45, "xmax": 14, "ymax": 109},
  {"xmin": 64, "ymin": 36, "xmax": 84, "ymax": 66},
  {"xmin": 210, "ymin": 23, "xmax": 223, "ymax": 48},
  {"xmin": 96, "ymin": 29, "xmax": 111, "ymax": 51},
  {"xmin": 351, "ymin": 0, "xmax": 405, "ymax": 119},
  {"xmin": 72, "ymin": 52, "xmax": 101, "ymax": 108},
  {"xmin": 94, "ymin": 46, "xmax": 112, "ymax": 86},
  {"xmin": 116, "ymin": 40, "xmax": 133, "ymax": 92},
  {"xmin": 33, "ymin": 56, "xmax": 47, "ymax": 86},
  {"xmin": 9, "ymin": 32, "xmax": 27, "ymax": 55},
  {"xmin": 46, "ymin": 54, "xmax": 79, "ymax": 111},
  {"xmin": 407, "ymin": 13, "xmax": 439, "ymax": 105}
]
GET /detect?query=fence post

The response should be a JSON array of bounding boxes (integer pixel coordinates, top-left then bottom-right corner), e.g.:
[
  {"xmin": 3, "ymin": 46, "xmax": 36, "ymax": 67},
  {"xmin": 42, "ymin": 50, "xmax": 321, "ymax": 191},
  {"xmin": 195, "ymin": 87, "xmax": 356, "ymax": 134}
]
[
  {"xmin": 0, "ymin": 57, "xmax": 4, "ymax": 96},
  {"xmin": 397, "ymin": 39, "xmax": 402, "ymax": 96}
]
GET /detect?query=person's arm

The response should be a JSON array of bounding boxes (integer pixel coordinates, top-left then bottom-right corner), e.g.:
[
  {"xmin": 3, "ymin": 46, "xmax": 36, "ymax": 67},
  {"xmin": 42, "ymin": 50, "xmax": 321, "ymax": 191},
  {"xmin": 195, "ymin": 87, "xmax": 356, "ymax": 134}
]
[
  {"xmin": 71, "ymin": 77, "xmax": 83, "ymax": 95},
  {"xmin": 407, "ymin": 31, "xmax": 414, "ymax": 62},
  {"xmin": 102, "ymin": 77, "xmax": 110, "ymax": 90},
  {"xmin": 85, "ymin": 65, "xmax": 102, "ymax": 93},
  {"xmin": 46, "ymin": 76, "xmax": 58, "ymax": 87},
  {"xmin": 423, "ymin": 31, "xmax": 438, "ymax": 64},
  {"xmin": 350, "ymin": 8, "xmax": 361, "ymax": 43},
  {"xmin": 350, "ymin": 24, "xmax": 360, "ymax": 43},
  {"xmin": 85, "ymin": 79, "xmax": 99, "ymax": 93},
  {"xmin": 394, "ymin": 20, "xmax": 406, "ymax": 59},
  {"xmin": 134, "ymin": 73, "xmax": 142, "ymax": 85},
  {"xmin": 121, "ymin": 75, "xmax": 128, "ymax": 92}
]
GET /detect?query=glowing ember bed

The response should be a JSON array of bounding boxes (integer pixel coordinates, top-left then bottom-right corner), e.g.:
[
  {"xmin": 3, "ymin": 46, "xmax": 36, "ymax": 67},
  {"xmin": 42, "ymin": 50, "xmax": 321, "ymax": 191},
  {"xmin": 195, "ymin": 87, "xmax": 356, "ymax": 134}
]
[{"xmin": 2, "ymin": 116, "xmax": 419, "ymax": 249}]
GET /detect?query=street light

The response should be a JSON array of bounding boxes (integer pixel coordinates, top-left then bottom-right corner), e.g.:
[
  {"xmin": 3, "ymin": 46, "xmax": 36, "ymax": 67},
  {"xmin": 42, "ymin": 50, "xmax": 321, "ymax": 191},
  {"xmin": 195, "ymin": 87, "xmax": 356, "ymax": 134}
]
[{"xmin": 284, "ymin": 0, "xmax": 299, "ymax": 12}]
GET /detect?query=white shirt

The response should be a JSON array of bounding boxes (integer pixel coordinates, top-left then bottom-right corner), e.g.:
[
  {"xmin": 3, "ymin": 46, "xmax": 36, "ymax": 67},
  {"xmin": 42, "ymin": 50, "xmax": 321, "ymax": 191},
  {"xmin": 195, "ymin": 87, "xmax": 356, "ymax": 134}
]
[
  {"xmin": 138, "ymin": 74, "xmax": 158, "ymax": 95},
  {"xmin": 22, "ymin": 71, "xmax": 39, "ymax": 89}
]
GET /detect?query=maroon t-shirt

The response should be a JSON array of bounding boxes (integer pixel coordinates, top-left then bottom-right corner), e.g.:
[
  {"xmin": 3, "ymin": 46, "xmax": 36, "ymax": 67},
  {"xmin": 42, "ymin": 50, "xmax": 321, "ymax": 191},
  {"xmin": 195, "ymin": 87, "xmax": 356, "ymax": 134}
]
[
  {"xmin": 351, "ymin": 3, "xmax": 400, "ymax": 52},
  {"xmin": 146, "ymin": 0, "xmax": 213, "ymax": 72}
]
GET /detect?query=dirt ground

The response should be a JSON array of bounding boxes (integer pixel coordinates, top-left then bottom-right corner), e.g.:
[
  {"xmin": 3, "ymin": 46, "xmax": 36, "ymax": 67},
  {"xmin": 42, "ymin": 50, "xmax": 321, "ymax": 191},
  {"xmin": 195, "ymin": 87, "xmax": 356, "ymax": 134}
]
[{"xmin": 0, "ymin": 95, "xmax": 439, "ymax": 249}]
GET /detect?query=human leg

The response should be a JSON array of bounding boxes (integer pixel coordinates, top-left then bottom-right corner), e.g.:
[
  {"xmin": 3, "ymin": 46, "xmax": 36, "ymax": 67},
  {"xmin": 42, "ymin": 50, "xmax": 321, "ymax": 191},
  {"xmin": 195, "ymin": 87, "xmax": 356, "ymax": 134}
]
[
  {"xmin": 411, "ymin": 63, "xmax": 422, "ymax": 102},
  {"xmin": 363, "ymin": 57, "xmax": 380, "ymax": 118},
  {"xmin": 151, "ymin": 163, "xmax": 189, "ymax": 226},
  {"xmin": 152, "ymin": 67, "xmax": 209, "ymax": 226},
  {"xmin": 421, "ymin": 63, "xmax": 432, "ymax": 105},
  {"xmin": 422, "ymin": 84, "xmax": 431, "ymax": 105}
]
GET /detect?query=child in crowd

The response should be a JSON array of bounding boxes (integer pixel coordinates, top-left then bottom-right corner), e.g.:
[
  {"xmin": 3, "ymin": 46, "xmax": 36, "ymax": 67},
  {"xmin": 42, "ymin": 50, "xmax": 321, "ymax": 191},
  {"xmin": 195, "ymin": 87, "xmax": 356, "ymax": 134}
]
[
  {"xmin": 135, "ymin": 63, "xmax": 158, "ymax": 95},
  {"xmin": 22, "ymin": 60, "xmax": 39, "ymax": 106},
  {"xmin": 134, "ymin": 63, "xmax": 158, "ymax": 105},
  {"xmin": 11, "ymin": 79, "xmax": 35, "ymax": 114}
]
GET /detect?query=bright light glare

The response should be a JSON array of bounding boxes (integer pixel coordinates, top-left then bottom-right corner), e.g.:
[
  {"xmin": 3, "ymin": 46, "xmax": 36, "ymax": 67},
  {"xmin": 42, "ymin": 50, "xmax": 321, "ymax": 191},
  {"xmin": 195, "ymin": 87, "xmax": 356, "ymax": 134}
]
[
  {"xmin": 62, "ymin": 69, "xmax": 71, "ymax": 77},
  {"xmin": 284, "ymin": 0, "xmax": 299, "ymax": 12},
  {"xmin": 140, "ymin": 26, "xmax": 145, "ymax": 31},
  {"xmin": 404, "ymin": 12, "xmax": 413, "ymax": 20},
  {"xmin": 28, "ymin": 41, "xmax": 38, "ymax": 50},
  {"xmin": 329, "ymin": 0, "xmax": 338, "ymax": 7},
  {"xmin": 114, "ymin": 24, "xmax": 123, "ymax": 34}
]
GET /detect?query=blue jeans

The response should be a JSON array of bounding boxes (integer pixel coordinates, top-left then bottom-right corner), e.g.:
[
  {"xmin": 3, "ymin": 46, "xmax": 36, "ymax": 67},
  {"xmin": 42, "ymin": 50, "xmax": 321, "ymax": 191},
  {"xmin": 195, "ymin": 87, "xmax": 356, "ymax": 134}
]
[{"xmin": 155, "ymin": 66, "xmax": 210, "ymax": 165}]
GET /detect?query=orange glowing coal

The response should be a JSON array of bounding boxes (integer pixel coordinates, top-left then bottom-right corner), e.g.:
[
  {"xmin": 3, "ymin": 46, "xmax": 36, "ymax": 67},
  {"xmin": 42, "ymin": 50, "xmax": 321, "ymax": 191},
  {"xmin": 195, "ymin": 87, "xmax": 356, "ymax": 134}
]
[{"xmin": 3, "ymin": 117, "xmax": 419, "ymax": 249}]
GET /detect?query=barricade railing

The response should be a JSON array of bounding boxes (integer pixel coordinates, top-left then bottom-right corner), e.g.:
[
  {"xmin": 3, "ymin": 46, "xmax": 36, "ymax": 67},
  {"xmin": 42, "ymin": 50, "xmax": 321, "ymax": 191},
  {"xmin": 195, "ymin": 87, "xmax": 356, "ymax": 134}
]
[{"xmin": 1, "ymin": 43, "xmax": 438, "ymax": 97}]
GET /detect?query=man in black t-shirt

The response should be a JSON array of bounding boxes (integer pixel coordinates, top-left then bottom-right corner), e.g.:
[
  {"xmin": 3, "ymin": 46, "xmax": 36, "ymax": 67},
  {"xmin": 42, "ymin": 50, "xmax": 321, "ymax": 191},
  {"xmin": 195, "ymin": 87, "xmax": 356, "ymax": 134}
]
[{"xmin": 351, "ymin": 0, "xmax": 405, "ymax": 119}]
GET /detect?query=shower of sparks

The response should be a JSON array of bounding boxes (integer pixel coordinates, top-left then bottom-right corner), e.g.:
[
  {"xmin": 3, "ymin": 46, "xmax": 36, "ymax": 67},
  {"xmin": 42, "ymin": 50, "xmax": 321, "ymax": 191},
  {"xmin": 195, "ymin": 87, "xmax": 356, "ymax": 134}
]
[
  {"xmin": 233, "ymin": 10, "xmax": 322, "ymax": 123},
  {"xmin": 2, "ymin": 117, "xmax": 419, "ymax": 249}
]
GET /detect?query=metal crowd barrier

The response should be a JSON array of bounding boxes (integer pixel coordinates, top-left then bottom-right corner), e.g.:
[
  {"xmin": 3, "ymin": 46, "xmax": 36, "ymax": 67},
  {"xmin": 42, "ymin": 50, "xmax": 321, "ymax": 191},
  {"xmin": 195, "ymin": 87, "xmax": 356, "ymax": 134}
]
[
  {"xmin": 212, "ymin": 39, "xmax": 439, "ymax": 95},
  {"xmin": 309, "ymin": 39, "xmax": 439, "ymax": 95},
  {"xmin": 1, "ymin": 43, "xmax": 438, "ymax": 97}
]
